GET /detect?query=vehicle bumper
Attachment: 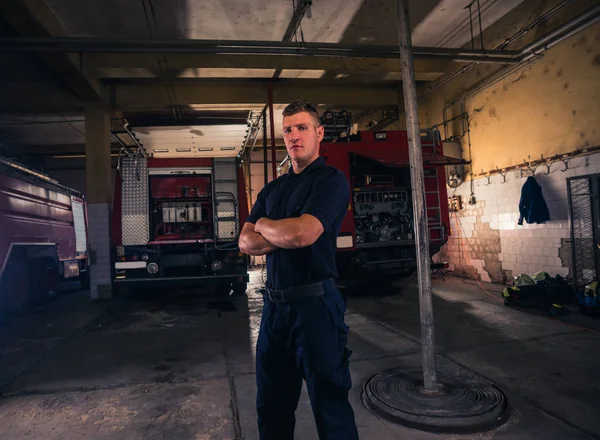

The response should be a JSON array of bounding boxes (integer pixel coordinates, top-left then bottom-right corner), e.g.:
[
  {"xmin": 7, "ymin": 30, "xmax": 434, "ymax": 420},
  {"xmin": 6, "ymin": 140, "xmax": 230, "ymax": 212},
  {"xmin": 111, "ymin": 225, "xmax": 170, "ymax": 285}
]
[{"xmin": 113, "ymin": 273, "xmax": 248, "ymax": 288}]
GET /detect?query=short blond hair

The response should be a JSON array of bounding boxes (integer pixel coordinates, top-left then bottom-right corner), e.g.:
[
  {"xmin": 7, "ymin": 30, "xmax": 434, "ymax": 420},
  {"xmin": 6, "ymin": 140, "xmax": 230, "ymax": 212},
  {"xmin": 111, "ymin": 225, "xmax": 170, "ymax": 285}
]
[{"xmin": 282, "ymin": 99, "xmax": 321, "ymax": 127}]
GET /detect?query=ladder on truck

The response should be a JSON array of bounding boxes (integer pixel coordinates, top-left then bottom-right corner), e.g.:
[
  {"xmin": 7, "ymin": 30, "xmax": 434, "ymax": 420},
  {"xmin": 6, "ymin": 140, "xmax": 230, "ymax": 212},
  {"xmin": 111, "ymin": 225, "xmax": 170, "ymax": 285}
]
[
  {"xmin": 424, "ymin": 167, "xmax": 445, "ymax": 245},
  {"xmin": 213, "ymin": 158, "xmax": 239, "ymax": 241}
]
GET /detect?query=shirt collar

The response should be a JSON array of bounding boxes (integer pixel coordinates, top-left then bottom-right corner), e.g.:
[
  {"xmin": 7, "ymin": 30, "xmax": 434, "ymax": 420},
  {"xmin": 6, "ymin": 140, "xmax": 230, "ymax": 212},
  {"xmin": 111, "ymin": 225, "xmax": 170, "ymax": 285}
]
[{"xmin": 288, "ymin": 156, "xmax": 326, "ymax": 176}]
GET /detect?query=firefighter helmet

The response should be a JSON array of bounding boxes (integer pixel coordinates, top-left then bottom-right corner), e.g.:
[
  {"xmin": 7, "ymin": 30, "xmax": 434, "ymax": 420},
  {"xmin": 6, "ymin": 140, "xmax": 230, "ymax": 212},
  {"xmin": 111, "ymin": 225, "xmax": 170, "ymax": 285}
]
[
  {"xmin": 532, "ymin": 271, "xmax": 550, "ymax": 283},
  {"xmin": 514, "ymin": 273, "xmax": 534, "ymax": 287},
  {"xmin": 584, "ymin": 280, "xmax": 599, "ymax": 297}
]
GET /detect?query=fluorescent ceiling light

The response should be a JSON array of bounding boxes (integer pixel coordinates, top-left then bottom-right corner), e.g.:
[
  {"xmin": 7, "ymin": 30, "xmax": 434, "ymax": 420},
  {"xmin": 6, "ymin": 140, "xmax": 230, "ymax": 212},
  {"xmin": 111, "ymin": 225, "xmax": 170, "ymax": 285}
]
[
  {"xmin": 198, "ymin": 147, "xmax": 214, "ymax": 151},
  {"xmin": 153, "ymin": 149, "xmax": 168, "ymax": 153},
  {"xmin": 221, "ymin": 147, "xmax": 236, "ymax": 151},
  {"xmin": 176, "ymin": 148, "xmax": 192, "ymax": 152}
]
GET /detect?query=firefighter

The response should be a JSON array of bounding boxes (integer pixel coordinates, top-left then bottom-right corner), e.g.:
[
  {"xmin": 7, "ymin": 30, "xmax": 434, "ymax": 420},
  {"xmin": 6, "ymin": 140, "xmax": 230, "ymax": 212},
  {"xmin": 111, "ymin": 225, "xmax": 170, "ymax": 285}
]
[{"xmin": 239, "ymin": 99, "xmax": 359, "ymax": 440}]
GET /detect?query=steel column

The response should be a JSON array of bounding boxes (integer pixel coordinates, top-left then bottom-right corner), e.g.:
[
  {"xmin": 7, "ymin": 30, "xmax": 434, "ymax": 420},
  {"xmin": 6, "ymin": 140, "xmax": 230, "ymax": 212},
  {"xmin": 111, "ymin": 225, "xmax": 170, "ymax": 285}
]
[
  {"xmin": 396, "ymin": 0, "xmax": 437, "ymax": 392},
  {"xmin": 263, "ymin": 106, "xmax": 268, "ymax": 187},
  {"xmin": 268, "ymin": 81, "xmax": 277, "ymax": 180}
]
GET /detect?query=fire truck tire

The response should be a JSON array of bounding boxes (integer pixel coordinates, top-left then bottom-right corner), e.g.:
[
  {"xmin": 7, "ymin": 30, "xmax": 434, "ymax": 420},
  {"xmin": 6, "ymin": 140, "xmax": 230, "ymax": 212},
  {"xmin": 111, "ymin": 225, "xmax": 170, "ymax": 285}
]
[
  {"xmin": 232, "ymin": 280, "xmax": 247, "ymax": 296},
  {"xmin": 79, "ymin": 270, "xmax": 91, "ymax": 290},
  {"xmin": 215, "ymin": 282, "xmax": 232, "ymax": 297},
  {"xmin": 1, "ymin": 267, "xmax": 31, "ymax": 315},
  {"xmin": 36, "ymin": 259, "xmax": 60, "ymax": 301}
]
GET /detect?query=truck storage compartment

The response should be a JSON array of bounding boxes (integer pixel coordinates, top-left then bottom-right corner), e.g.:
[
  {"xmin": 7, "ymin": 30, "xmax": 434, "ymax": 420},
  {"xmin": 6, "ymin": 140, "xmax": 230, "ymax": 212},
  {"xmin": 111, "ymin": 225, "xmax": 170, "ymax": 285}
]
[
  {"xmin": 149, "ymin": 175, "xmax": 213, "ymax": 241},
  {"xmin": 113, "ymin": 156, "xmax": 249, "ymax": 294},
  {"xmin": 320, "ymin": 130, "xmax": 451, "ymax": 275},
  {"xmin": 350, "ymin": 153, "xmax": 414, "ymax": 247}
]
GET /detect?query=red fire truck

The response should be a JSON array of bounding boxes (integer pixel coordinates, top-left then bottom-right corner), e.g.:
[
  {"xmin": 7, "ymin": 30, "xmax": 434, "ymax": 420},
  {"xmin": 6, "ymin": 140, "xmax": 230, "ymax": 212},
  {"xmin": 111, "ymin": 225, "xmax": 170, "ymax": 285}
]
[
  {"xmin": 0, "ymin": 157, "xmax": 90, "ymax": 315},
  {"xmin": 279, "ymin": 129, "xmax": 453, "ymax": 276},
  {"xmin": 111, "ymin": 156, "xmax": 249, "ymax": 296},
  {"xmin": 321, "ymin": 130, "xmax": 451, "ymax": 275}
]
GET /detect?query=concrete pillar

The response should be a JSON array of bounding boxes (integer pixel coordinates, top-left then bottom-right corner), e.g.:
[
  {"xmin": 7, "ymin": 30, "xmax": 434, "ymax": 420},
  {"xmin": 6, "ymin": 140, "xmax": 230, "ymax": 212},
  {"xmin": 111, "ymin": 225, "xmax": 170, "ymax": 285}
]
[{"xmin": 85, "ymin": 103, "xmax": 113, "ymax": 299}]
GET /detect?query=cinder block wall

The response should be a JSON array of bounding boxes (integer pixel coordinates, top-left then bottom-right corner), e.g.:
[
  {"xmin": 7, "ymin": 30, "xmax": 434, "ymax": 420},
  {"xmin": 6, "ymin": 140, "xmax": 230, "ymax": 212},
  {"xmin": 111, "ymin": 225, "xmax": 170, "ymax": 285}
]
[{"xmin": 435, "ymin": 154, "xmax": 600, "ymax": 283}]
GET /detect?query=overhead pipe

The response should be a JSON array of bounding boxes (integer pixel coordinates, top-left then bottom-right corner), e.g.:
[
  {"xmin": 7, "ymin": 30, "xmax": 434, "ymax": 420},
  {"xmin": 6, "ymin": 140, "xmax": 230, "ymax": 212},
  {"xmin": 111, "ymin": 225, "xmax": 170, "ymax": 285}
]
[
  {"xmin": 0, "ymin": 37, "xmax": 522, "ymax": 63},
  {"xmin": 519, "ymin": 3, "xmax": 600, "ymax": 57},
  {"xmin": 498, "ymin": 0, "xmax": 574, "ymax": 50},
  {"xmin": 461, "ymin": 9, "xmax": 600, "ymax": 102},
  {"xmin": 520, "ymin": 11, "xmax": 600, "ymax": 62},
  {"xmin": 1, "ymin": 3, "xmax": 597, "ymax": 65},
  {"xmin": 425, "ymin": 2, "xmax": 600, "ymax": 95}
]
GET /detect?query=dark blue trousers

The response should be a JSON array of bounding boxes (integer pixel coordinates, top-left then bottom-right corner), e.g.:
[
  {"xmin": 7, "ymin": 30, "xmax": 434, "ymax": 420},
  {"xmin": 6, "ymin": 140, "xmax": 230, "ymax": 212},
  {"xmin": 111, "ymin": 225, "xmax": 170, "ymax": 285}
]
[{"xmin": 256, "ymin": 281, "xmax": 359, "ymax": 440}]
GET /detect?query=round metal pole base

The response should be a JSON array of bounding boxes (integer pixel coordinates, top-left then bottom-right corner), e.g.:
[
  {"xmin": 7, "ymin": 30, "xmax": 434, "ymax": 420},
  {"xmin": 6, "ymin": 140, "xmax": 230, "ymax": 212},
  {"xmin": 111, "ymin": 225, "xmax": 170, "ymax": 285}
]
[{"xmin": 362, "ymin": 366, "xmax": 509, "ymax": 434}]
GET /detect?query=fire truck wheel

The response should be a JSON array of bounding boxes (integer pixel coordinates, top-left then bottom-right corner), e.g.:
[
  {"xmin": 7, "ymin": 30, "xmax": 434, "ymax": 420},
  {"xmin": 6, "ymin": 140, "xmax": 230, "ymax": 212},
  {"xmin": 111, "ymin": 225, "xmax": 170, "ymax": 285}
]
[
  {"xmin": 37, "ymin": 261, "xmax": 60, "ymax": 301},
  {"xmin": 79, "ymin": 270, "xmax": 91, "ymax": 290},
  {"xmin": 232, "ymin": 280, "xmax": 247, "ymax": 296},
  {"xmin": 215, "ymin": 282, "xmax": 232, "ymax": 297},
  {"xmin": 1, "ymin": 268, "xmax": 31, "ymax": 314}
]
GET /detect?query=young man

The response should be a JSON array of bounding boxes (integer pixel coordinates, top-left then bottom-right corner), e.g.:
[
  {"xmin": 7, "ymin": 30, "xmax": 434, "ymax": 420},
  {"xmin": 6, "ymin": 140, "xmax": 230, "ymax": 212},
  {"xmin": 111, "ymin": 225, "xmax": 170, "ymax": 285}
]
[{"xmin": 238, "ymin": 99, "xmax": 359, "ymax": 440}]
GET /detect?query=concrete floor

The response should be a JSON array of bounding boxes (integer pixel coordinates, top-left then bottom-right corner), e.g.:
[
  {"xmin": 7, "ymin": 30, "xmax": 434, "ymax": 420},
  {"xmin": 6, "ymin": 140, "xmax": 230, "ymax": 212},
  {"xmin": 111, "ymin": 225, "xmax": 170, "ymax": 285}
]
[{"xmin": 0, "ymin": 271, "xmax": 599, "ymax": 439}]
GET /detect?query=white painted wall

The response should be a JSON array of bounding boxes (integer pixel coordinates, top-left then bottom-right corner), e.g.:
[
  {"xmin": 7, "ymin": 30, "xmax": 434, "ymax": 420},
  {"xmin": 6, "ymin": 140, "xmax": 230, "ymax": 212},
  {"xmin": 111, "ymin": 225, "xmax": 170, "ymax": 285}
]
[{"xmin": 437, "ymin": 153, "xmax": 600, "ymax": 282}]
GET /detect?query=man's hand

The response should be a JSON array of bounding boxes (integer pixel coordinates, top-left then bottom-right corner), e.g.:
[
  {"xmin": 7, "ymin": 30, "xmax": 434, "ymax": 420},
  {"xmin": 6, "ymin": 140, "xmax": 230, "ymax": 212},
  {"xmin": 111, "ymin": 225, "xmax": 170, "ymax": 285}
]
[
  {"xmin": 254, "ymin": 215, "xmax": 324, "ymax": 249},
  {"xmin": 238, "ymin": 222, "xmax": 279, "ymax": 256}
]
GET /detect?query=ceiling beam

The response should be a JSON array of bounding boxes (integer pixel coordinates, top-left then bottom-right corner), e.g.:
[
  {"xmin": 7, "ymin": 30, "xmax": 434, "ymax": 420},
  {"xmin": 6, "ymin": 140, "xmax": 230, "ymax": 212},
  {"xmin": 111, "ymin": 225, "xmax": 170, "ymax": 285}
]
[
  {"xmin": 1, "ymin": 0, "xmax": 105, "ymax": 102},
  {"xmin": 0, "ymin": 81, "xmax": 84, "ymax": 113},
  {"xmin": 82, "ymin": 54, "xmax": 449, "ymax": 78},
  {"xmin": 114, "ymin": 81, "xmax": 403, "ymax": 110},
  {"xmin": 3, "ymin": 142, "xmax": 121, "ymax": 155},
  {"xmin": 0, "ymin": 143, "xmax": 120, "ymax": 158}
]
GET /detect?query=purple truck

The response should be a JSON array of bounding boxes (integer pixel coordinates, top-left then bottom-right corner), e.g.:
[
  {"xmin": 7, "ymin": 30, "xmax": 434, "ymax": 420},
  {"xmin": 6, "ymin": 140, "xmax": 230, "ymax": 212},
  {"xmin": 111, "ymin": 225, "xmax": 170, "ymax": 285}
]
[{"xmin": 0, "ymin": 157, "xmax": 90, "ymax": 315}]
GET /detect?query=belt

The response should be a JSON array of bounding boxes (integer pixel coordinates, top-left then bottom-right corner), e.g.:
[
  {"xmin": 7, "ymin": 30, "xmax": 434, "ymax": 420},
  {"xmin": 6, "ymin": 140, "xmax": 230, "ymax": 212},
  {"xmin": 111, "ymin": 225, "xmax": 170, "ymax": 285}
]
[{"xmin": 264, "ymin": 279, "xmax": 334, "ymax": 303}]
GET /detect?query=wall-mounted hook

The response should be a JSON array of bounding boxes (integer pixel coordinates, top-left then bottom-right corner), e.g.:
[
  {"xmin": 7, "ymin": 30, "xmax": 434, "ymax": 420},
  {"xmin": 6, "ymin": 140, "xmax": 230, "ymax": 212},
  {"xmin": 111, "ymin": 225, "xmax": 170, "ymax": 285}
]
[
  {"xmin": 540, "ymin": 155, "xmax": 552, "ymax": 175},
  {"xmin": 561, "ymin": 157, "xmax": 569, "ymax": 172},
  {"xmin": 496, "ymin": 166, "xmax": 507, "ymax": 184},
  {"xmin": 523, "ymin": 158, "xmax": 536, "ymax": 175},
  {"xmin": 540, "ymin": 154, "xmax": 552, "ymax": 176},
  {"xmin": 482, "ymin": 169, "xmax": 491, "ymax": 186}
]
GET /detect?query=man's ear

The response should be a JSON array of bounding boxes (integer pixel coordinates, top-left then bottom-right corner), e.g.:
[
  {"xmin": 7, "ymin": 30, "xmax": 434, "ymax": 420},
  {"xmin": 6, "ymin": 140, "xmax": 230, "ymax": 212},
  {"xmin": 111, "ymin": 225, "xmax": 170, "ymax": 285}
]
[{"xmin": 317, "ymin": 125, "xmax": 325, "ymax": 142}]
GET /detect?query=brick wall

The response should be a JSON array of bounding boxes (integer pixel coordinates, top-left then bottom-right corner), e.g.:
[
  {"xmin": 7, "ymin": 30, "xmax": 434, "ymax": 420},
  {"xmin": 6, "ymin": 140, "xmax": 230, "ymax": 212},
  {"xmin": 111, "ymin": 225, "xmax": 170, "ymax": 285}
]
[{"xmin": 435, "ymin": 153, "xmax": 600, "ymax": 283}]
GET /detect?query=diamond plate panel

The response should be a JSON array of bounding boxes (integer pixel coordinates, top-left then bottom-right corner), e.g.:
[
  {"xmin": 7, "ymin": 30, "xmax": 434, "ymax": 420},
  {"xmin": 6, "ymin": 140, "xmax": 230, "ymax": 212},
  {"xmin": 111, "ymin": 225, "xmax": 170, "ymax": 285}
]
[{"xmin": 121, "ymin": 158, "xmax": 149, "ymax": 245}]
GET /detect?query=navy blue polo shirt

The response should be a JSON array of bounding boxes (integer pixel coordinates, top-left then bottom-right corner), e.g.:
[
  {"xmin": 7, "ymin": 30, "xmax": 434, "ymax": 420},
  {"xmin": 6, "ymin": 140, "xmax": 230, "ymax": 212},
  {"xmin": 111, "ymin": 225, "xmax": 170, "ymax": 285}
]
[{"xmin": 246, "ymin": 157, "xmax": 349, "ymax": 290}]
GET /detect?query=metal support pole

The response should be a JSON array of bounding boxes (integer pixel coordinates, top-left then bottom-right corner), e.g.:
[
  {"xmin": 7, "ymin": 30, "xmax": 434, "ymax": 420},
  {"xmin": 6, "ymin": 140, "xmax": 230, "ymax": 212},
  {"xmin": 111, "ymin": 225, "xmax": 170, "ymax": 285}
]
[
  {"xmin": 262, "ymin": 106, "xmax": 268, "ymax": 187},
  {"xmin": 396, "ymin": 0, "xmax": 437, "ymax": 392},
  {"xmin": 468, "ymin": 4, "xmax": 475, "ymax": 50},
  {"xmin": 476, "ymin": 0, "xmax": 485, "ymax": 50},
  {"xmin": 268, "ymin": 80, "xmax": 277, "ymax": 180}
]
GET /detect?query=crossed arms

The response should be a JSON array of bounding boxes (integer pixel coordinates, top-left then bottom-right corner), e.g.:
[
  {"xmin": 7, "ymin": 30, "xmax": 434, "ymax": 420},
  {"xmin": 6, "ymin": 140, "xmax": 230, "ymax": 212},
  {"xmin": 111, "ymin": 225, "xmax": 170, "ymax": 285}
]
[{"xmin": 238, "ymin": 215, "xmax": 324, "ymax": 256}]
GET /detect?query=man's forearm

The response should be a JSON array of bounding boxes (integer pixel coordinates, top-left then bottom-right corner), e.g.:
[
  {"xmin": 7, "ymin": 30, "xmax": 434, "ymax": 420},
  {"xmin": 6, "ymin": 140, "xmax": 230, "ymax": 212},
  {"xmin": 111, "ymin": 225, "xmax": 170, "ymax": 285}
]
[
  {"xmin": 254, "ymin": 218, "xmax": 306, "ymax": 249},
  {"xmin": 239, "ymin": 230, "xmax": 279, "ymax": 256}
]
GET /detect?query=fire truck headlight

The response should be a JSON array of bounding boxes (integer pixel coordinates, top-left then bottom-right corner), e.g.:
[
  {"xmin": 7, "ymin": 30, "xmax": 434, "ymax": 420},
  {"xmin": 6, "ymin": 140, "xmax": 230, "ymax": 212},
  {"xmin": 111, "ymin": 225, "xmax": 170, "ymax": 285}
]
[
  {"xmin": 211, "ymin": 260, "xmax": 223, "ymax": 272},
  {"xmin": 147, "ymin": 263, "xmax": 159, "ymax": 274},
  {"xmin": 141, "ymin": 253, "xmax": 149, "ymax": 261}
]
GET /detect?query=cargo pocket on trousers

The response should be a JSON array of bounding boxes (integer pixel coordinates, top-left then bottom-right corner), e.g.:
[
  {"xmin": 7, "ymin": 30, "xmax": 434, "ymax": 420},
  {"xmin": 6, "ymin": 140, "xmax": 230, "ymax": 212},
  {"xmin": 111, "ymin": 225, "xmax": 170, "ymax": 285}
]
[
  {"xmin": 323, "ymin": 291, "xmax": 351, "ymax": 356},
  {"xmin": 313, "ymin": 295, "xmax": 352, "ymax": 389}
]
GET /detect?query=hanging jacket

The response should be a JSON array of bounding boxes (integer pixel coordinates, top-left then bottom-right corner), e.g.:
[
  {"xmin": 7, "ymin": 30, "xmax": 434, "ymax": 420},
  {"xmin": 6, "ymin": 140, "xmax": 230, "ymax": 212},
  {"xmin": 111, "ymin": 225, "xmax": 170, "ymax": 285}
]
[{"xmin": 518, "ymin": 176, "xmax": 550, "ymax": 225}]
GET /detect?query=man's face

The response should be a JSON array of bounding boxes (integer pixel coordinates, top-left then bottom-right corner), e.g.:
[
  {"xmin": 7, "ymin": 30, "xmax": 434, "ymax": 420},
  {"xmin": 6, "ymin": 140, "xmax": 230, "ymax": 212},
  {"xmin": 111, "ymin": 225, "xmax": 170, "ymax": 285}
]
[{"xmin": 282, "ymin": 111, "xmax": 324, "ymax": 164}]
